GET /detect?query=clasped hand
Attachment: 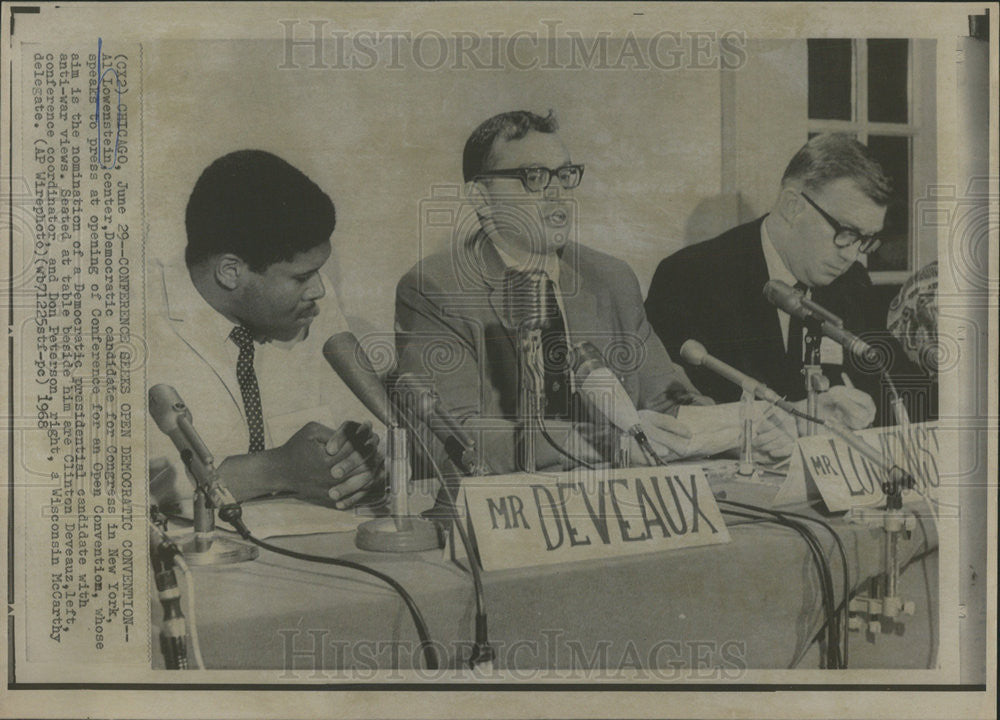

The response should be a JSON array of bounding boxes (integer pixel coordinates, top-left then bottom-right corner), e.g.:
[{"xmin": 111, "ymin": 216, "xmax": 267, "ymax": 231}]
[{"xmin": 277, "ymin": 420, "xmax": 387, "ymax": 509}]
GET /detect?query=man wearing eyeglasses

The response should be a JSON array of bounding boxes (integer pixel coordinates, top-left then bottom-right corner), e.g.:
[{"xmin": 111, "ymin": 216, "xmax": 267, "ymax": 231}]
[
  {"xmin": 395, "ymin": 110, "xmax": 798, "ymax": 473},
  {"xmin": 645, "ymin": 134, "xmax": 886, "ymax": 427}
]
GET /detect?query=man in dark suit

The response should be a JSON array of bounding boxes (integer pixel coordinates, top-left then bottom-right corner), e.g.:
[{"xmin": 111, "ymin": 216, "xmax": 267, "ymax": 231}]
[
  {"xmin": 645, "ymin": 134, "xmax": 887, "ymax": 428},
  {"xmin": 395, "ymin": 111, "xmax": 796, "ymax": 473}
]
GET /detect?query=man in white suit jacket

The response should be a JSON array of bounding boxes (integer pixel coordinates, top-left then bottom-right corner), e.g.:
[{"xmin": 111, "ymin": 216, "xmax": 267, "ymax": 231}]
[{"xmin": 148, "ymin": 150, "xmax": 385, "ymax": 513}]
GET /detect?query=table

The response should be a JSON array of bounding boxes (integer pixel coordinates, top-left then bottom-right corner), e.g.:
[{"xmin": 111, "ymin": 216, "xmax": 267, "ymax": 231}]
[{"xmin": 152, "ymin": 464, "xmax": 938, "ymax": 674}]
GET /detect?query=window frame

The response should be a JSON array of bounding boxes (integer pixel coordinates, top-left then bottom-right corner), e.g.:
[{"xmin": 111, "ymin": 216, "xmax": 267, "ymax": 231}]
[{"xmin": 806, "ymin": 39, "xmax": 936, "ymax": 286}]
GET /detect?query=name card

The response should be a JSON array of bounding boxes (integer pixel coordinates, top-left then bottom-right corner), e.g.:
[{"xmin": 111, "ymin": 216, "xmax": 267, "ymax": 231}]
[
  {"xmin": 774, "ymin": 422, "xmax": 940, "ymax": 512},
  {"xmin": 457, "ymin": 466, "xmax": 730, "ymax": 572}
]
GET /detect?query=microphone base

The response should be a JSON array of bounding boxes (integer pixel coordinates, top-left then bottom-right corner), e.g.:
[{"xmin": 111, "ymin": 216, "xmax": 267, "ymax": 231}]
[
  {"xmin": 177, "ymin": 532, "xmax": 259, "ymax": 566},
  {"xmin": 355, "ymin": 517, "xmax": 440, "ymax": 553}
]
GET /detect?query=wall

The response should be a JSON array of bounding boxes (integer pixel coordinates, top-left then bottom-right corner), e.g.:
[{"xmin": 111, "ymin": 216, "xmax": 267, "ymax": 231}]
[
  {"xmin": 143, "ymin": 38, "xmax": 727, "ymax": 338},
  {"xmin": 721, "ymin": 40, "xmax": 809, "ymax": 221},
  {"xmin": 144, "ymin": 37, "xmax": 938, "ymax": 341}
]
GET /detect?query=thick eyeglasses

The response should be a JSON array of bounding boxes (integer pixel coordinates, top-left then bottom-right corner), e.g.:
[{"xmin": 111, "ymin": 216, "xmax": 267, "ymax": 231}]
[
  {"xmin": 801, "ymin": 192, "xmax": 882, "ymax": 254},
  {"xmin": 475, "ymin": 164, "xmax": 585, "ymax": 193}
]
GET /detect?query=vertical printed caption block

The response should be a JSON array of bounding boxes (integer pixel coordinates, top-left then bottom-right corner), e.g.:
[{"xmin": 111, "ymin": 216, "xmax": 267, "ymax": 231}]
[{"xmin": 14, "ymin": 41, "xmax": 147, "ymax": 669}]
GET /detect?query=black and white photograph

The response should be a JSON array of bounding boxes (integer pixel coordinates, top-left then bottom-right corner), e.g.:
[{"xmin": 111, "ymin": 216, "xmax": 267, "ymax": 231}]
[{"xmin": 1, "ymin": 2, "xmax": 995, "ymax": 719}]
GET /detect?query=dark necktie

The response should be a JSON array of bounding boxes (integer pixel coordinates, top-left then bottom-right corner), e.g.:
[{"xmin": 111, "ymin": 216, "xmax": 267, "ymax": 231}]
[
  {"xmin": 541, "ymin": 279, "xmax": 571, "ymax": 418},
  {"xmin": 230, "ymin": 325, "xmax": 265, "ymax": 454},
  {"xmin": 785, "ymin": 281, "xmax": 809, "ymax": 371}
]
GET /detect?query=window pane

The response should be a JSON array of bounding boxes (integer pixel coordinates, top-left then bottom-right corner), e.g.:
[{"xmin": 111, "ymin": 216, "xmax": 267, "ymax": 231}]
[
  {"xmin": 868, "ymin": 39, "xmax": 909, "ymax": 123},
  {"xmin": 808, "ymin": 131, "xmax": 857, "ymax": 140},
  {"xmin": 808, "ymin": 39, "xmax": 853, "ymax": 120},
  {"xmin": 866, "ymin": 135, "xmax": 910, "ymax": 272}
]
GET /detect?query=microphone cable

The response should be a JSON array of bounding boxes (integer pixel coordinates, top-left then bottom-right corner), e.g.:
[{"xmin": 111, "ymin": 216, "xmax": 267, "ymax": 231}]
[
  {"xmin": 763, "ymin": 508, "xmax": 841, "ymax": 669},
  {"xmin": 911, "ymin": 514, "xmax": 938, "ymax": 670},
  {"xmin": 536, "ymin": 413, "xmax": 596, "ymax": 470},
  {"xmin": 172, "ymin": 471, "xmax": 437, "ymax": 669},
  {"xmin": 720, "ymin": 505, "xmax": 839, "ymax": 668},
  {"xmin": 150, "ymin": 510, "xmax": 207, "ymax": 670},
  {"xmin": 148, "ymin": 515, "xmax": 189, "ymax": 670},
  {"xmin": 391, "ymin": 405, "xmax": 495, "ymax": 667},
  {"xmin": 218, "ymin": 506, "xmax": 439, "ymax": 670},
  {"xmin": 720, "ymin": 499, "xmax": 850, "ymax": 668},
  {"xmin": 172, "ymin": 553, "xmax": 205, "ymax": 670},
  {"xmin": 634, "ymin": 431, "xmax": 665, "ymax": 466},
  {"xmin": 175, "ymin": 446, "xmax": 439, "ymax": 669},
  {"xmin": 718, "ymin": 501, "xmax": 843, "ymax": 668}
]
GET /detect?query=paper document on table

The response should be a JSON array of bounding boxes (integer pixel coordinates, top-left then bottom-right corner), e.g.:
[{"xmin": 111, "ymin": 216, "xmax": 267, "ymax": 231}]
[
  {"xmin": 219, "ymin": 497, "xmax": 369, "ymax": 539},
  {"xmin": 672, "ymin": 403, "xmax": 740, "ymax": 456},
  {"xmin": 675, "ymin": 401, "xmax": 788, "ymax": 458}
]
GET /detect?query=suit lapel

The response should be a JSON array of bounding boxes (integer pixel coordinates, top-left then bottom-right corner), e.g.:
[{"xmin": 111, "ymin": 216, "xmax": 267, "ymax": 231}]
[
  {"xmin": 738, "ymin": 221, "xmax": 789, "ymax": 385},
  {"xmin": 476, "ymin": 235, "xmax": 518, "ymax": 354},
  {"xmin": 478, "ymin": 243, "xmax": 507, "ymax": 318},
  {"xmin": 558, "ymin": 242, "xmax": 601, "ymax": 337}
]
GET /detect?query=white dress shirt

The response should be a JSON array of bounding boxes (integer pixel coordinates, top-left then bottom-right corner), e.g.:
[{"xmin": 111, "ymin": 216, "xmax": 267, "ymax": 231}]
[{"xmin": 148, "ymin": 261, "xmax": 379, "ymax": 490}]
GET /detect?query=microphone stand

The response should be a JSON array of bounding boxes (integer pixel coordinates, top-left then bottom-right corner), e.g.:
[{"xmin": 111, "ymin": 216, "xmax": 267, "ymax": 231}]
[
  {"xmin": 517, "ymin": 322, "xmax": 546, "ymax": 473},
  {"xmin": 780, "ymin": 396, "xmax": 919, "ymax": 635},
  {"xmin": 792, "ymin": 408, "xmax": 919, "ymax": 637},
  {"xmin": 737, "ymin": 390, "xmax": 759, "ymax": 478},
  {"xmin": 847, "ymin": 464, "xmax": 918, "ymax": 639},
  {"xmin": 882, "ymin": 371, "xmax": 911, "ymax": 427},
  {"xmin": 793, "ymin": 313, "xmax": 918, "ymax": 632},
  {"xmin": 149, "ymin": 387, "xmax": 257, "ymax": 566},
  {"xmin": 792, "ymin": 386, "xmax": 919, "ymax": 637},
  {"xmin": 613, "ymin": 429, "xmax": 631, "ymax": 469},
  {"xmin": 802, "ymin": 318, "xmax": 829, "ymax": 435},
  {"xmin": 178, "ymin": 449, "xmax": 259, "ymax": 565},
  {"xmin": 843, "ymin": 374, "xmax": 917, "ymax": 639},
  {"xmin": 355, "ymin": 404, "xmax": 439, "ymax": 553},
  {"xmin": 389, "ymin": 375, "xmax": 496, "ymax": 668},
  {"xmin": 593, "ymin": 387, "xmax": 630, "ymax": 468}
]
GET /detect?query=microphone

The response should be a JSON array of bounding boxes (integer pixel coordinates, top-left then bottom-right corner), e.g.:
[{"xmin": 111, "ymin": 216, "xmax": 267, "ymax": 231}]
[
  {"xmin": 148, "ymin": 384, "xmax": 215, "ymax": 467},
  {"xmin": 572, "ymin": 342, "xmax": 643, "ymax": 434},
  {"xmin": 322, "ymin": 331, "xmax": 392, "ymax": 425},
  {"xmin": 323, "ymin": 333, "xmax": 439, "ymax": 553},
  {"xmin": 503, "ymin": 269, "xmax": 550, "ymax": 330},
  {"xmin": 148, "ymin": 384, "xmax": 240, "ymax": 512},
  {"xmin": 679, "ymin": 340, "xmax": 804, "ymax": 414},
  {"xmin": 388, "ymin": 383, "xmax": 494, "ymax": 666},
  {"xmin": 571, "ymin": 342, "xmax": 664, "ymax": 465},
  {"xmin": 502, "ymin": 269, "xmax": 549, "ymax": 472},
  {"xmin": 393, "ymin": 373, "xmax": 492, "ymax": 476},
  {"xmin": 679, "ymin": 340, "xmax": 909, "ymax": 491},
  {"xmin": 763, "ymin": 279, "xmax": 878, "ymax": 364}
]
